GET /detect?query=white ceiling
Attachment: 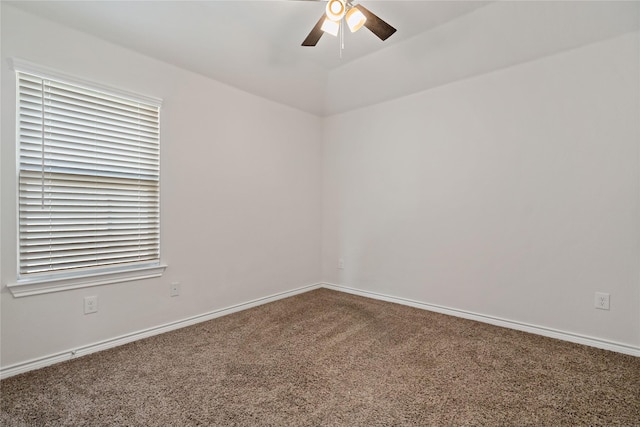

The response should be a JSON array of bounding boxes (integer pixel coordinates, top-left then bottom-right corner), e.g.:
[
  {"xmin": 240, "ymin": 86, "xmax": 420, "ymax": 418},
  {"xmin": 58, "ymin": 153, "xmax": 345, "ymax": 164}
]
[{"xmin": 7, "ymin": 1, "xmax": 640, "ymax": 116}]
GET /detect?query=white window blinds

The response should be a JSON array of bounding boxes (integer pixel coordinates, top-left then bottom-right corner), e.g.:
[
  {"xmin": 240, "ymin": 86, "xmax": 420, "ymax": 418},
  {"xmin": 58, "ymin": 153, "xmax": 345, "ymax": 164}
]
[{"xmin": 17, "ymin": 71, "xmax": 161, "ymax": 277}]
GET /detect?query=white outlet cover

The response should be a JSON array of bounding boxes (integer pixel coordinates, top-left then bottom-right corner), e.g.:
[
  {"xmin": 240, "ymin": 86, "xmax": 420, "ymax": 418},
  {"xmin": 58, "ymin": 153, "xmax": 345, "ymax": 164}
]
[
  {"xmin": 84, "ymin": 296, "xmax": 98, "ymax": 314},
  {"xmin": 170, "ymin": 282, "xmax": 180, "ymax": 297},
  {"xmin": 594, "ymin": 292, "xmax": 610, "ymax": 310}
]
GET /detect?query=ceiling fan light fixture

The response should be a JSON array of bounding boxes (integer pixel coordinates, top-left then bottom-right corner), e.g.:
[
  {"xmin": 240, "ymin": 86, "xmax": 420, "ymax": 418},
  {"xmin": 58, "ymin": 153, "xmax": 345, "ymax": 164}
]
[
  {"xmin": 345, "ymin": 7, "xmax": 366, "ymax": 33},
  {"xmin": 301, "ymin": 1, "xmax": 395, "ymax": 48},
  {"xmin": 320, "ymin": 18, "xmax": 340, "ymax": 36},
  {"xmin": 326, "ymin": 0, "xmax": 346, "ymax": 22}
]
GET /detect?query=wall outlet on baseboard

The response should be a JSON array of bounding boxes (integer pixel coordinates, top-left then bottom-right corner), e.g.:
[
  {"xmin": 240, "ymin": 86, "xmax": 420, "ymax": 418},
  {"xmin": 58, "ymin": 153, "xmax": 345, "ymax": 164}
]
[
  {"xmin": 84, "ymin": 296, "xmax": 98, "ymax": 314},
  {"xmin": 170, "ymin": 282, "xmax": 181, "ymax": 297},
  {"xmin": 338, "ymin": 258, "xmax": 345, "ymax": 270},
  {"xmin": 594, "ymin": 292, "xmax": 610, "ymax": 310}
]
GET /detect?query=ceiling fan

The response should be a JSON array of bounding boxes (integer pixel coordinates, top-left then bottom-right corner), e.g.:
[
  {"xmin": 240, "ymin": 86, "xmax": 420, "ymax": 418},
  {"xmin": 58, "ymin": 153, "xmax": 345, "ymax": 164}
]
[{"xmin": 302, "ymin": 0, "xmax": 396, "ymax": 47}]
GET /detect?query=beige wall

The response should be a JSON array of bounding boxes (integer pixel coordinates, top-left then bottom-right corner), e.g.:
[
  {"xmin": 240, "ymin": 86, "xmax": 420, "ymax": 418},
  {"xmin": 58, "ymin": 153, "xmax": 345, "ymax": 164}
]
[
  {"xmin": 322, "ymin": 32, "xmax": 640, "ymax": 347},
  {"xmin": 1, "ymin": 5, "xmax": 322, "ymax": 368}
]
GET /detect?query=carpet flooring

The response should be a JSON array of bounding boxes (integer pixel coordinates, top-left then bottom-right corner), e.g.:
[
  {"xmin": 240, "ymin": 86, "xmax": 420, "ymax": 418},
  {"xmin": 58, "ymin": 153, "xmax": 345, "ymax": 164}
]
[{"xmin": 1, "ymin": 288, "xmax": 639, "ymax": 426}]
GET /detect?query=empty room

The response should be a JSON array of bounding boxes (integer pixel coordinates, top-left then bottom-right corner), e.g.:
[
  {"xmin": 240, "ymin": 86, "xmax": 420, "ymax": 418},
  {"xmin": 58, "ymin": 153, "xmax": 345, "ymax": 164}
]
[{"xmin": 1, "ymin": 1, "xmax": 639, "ymax": 425}]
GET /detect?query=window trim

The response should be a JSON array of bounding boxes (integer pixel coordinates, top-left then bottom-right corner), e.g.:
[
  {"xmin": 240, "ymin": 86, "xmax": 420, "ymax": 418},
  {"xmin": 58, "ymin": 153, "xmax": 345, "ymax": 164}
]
[
  {"xmin": 6, "ymin": 264, "xmax": 168, "ymax": 297},
  {"xmin": 8, "ymin": 58, "xmax": 166, "ymax": 297}
]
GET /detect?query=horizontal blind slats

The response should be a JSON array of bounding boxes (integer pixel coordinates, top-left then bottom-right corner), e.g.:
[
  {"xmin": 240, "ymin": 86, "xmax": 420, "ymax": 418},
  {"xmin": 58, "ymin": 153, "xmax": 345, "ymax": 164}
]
[
  {"xmin": 47, "ymin": 81, "xmax": 158, "ymax": 115},
  {"xmin": 17, "ymin": 71, "xmax": 161, "ymax": 276},
  {"xmin": 45, "ymin": 100, "xmax": 159, "ymax": 130},
  {"xmin": 22, "ymin": 135, "xmax": 160, "ymax": 157},
  {"xmin": 21, "ymin": 231, "xmax": 159, "ymax": 242}
]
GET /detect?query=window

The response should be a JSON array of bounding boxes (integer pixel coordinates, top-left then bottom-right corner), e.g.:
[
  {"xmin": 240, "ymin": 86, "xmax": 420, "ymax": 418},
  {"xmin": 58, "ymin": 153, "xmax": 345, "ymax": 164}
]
[{"xmin": 9, "ymin": 61, "xmax": 165, "ymax": 296}]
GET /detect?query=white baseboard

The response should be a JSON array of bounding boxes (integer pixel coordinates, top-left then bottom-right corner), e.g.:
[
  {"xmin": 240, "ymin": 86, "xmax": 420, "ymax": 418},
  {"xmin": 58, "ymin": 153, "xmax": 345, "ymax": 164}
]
[
  {"xmin": 0, "ymin": 283, "xmax": 322, "ymax": 380},
  {"xmin": 321, "ymin": 282, "xmax": 640, "ymax": 357},
  {"xmin": 3, "ymin": 281, "xmax": 637, "ymax": 379}
]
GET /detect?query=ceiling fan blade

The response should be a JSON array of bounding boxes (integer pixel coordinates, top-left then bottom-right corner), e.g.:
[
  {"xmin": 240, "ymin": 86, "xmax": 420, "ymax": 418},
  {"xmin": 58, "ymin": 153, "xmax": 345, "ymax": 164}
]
[
  {"xmin": 355, "ymin": 4, "xmax": 397, "ymax": 41},
  {"xmin": 302, "ymin": 14, "xmax": 326, "ymax": 46}
]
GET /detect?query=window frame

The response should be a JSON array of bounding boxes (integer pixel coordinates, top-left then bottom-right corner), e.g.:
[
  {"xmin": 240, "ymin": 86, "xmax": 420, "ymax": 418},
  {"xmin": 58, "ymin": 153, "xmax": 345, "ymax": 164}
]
[{"xmin": 7, "ymin": 58, "xmax": 166, "ymax": 297}]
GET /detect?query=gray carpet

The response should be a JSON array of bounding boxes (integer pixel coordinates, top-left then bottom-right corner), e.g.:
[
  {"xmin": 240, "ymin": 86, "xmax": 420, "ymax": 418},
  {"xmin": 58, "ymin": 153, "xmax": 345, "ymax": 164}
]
[{"xmin": 1, "ymin": 288, "xmax": 639, "ymax": 426}]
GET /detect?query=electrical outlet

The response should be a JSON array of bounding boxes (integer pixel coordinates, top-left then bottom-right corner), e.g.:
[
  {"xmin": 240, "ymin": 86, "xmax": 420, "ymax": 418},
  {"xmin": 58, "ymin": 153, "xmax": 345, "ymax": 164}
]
[
  {"xmin": 594, "ymin": 292, "xmax": 610, "ymax": 310},
  {"xmin": 338, "ymin": 258, "xmax": 345, "ymax": 270},
  {"xmin": 84, "ymin": 296, "xmax": 98, "ymax": 314},
  {"xmin": 170, "ymin": 282, "xmax": 180, "ymax": 297}
]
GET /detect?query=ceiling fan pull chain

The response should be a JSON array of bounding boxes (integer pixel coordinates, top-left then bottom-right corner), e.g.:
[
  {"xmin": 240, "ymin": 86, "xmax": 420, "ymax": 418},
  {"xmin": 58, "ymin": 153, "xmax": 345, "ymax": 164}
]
[{"xmin": 339, "ymin": 21, "xmax": 344, "ymax": 58}]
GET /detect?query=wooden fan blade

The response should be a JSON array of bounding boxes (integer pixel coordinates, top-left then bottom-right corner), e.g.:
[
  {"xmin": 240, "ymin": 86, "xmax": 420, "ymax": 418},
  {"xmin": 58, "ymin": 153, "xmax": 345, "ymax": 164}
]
[
  {"xmin": 302, "ymin": 14, "xmax": 326, "ymax": 46},
  {"xmin": 355, "ymin": 4, "xmax": 396, "ymax": 41}
]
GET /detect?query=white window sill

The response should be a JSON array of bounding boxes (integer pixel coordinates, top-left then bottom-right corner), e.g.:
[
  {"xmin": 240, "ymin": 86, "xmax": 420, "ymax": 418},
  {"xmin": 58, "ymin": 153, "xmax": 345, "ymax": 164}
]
[{"xmin": 6, "ymin": 265, "xmax": 168, "ymax": 297}]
